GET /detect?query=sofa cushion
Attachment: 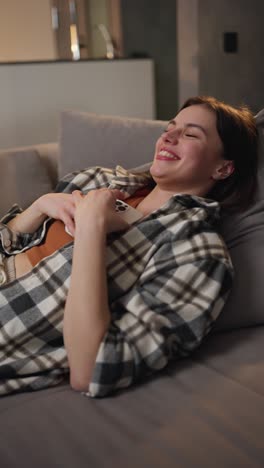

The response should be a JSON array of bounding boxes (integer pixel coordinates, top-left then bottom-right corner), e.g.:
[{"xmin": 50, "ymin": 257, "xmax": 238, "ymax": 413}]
[
  {"xmin": 0, "ymin": 149, "xmax": 53, "ymax": 217},
  {"xmin": 58, "ymin": 110, "xmax": 166, "ymax": 178},
  {"xmin": 214, "ymin": 109, "xmax": 264, "ymax": 331},
  {"xmin": 256, "ymin": 108, "xmax": 264, "ymax": 199},
  {"xmin": 1, "ymin": 332, "xmax": 264, "ymax": 468}
]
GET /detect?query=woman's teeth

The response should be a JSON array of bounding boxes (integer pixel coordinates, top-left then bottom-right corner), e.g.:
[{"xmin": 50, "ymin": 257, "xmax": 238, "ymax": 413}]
[{"xmin": 158, "ymin": 150, "xmax": 178, "ymax": 159}]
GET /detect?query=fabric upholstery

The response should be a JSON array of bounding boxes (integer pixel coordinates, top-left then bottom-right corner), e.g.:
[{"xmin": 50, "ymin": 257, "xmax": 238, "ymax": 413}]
[
  {"xmin": 58, "ymin": 110, "xmax": 166, "ymax": 178},
  {"xmin": 34, "ymin": 143, "xmax": 59, "ymax": 188},
  {"xmin": 256, "ymin": 108, "xmax": 264, "ymax": 199},
  {"xmin": 214, "ymin": 109, "xmax": 264, "ymax": 331},
  {"xmin": 0, "ymin": 149, "xmax": 53, "ymax": 218},
  {"xmin": 1, "ymin": 329, "xmax": 264, "ymax": 467}
]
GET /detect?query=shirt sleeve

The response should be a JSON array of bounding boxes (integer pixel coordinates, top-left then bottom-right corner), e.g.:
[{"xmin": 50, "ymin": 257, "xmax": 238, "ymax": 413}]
[
  {"xmin": 54, "ymin": 166, "xmax": 107, "ymax": 194},
  {"xmin": 86, "ymin": 254, "xmax": 233, "ymax": 398},
  {"xmin": 0, "ymin": 174, "xmax": 77, "ymax": 254},
  {"xmin": 0, "ymin": 166, "xmax": 103, "ymax": 254},
  {"xmin": 0, "ymin": 205, "xmax": 51, "ymax": 254},
  {"xmin": 0, "ymin": 169, "xmax": 79, "ymax": 254}
]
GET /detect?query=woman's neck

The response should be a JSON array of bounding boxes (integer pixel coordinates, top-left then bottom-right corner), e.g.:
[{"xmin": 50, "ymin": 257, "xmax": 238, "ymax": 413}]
[{"xmin": 136, "ymin": 185, "xmax": 176, "ymax": 216}]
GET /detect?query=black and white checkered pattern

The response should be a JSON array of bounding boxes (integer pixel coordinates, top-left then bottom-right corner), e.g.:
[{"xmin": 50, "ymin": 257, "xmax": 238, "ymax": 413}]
[{"xmin": 0, "ymin": 166, "xmax": 233, "ymax": 397}]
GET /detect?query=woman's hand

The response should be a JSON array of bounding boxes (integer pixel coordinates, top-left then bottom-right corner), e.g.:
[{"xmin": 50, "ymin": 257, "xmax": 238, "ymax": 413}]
[
  {"xmin": 7, "ymin": 192, "xmax": 76, "ymax": 235},
  {"xmin": 72, "ymin": 188, "xmax": 129, "ymax": 237},
  {"xmin": 34, "ymin": 193, "xmax": 76, "ymax": 235}
]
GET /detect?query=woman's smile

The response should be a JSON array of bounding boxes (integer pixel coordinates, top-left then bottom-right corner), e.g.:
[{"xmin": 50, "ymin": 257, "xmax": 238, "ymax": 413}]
[{"xmin": 156, "ymin": 147, "xmax": 180, "ymax": 161}]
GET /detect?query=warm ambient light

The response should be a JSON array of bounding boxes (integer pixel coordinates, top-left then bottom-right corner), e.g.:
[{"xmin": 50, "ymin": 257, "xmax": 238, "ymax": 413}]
[{"xmin": 70, "ymin": 24, "xmax": 80, "ymax": 60}]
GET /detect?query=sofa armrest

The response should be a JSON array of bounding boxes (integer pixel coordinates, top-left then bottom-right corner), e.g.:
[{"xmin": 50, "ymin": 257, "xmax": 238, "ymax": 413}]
[
  {"xmin": 0, "ymin": 144, "xmax": 58, "ymax": 218},
  {"xmin": 1, "ymin": 143, "xmax": 59, "ymax": 188}
]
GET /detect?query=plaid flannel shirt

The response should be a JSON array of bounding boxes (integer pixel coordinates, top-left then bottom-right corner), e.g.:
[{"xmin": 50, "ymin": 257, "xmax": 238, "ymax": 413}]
[{"xmin": 0, "ymin": 165, "xmax": 233, "ymax": 397}]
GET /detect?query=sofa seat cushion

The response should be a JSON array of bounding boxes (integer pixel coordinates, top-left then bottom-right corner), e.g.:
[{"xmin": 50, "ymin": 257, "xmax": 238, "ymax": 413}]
[
  {"xmin": 195, "ymin": 326, "xmax": 264, "ymax": 396},
  {"xmin": 0, "ymin": 328, "xmax": 264, "ymax": 467}
]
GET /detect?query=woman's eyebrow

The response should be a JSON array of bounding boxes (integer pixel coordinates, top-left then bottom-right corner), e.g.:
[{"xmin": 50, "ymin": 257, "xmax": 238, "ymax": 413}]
[{"xmin": 168, "ymin": 119, "xmax": 207, "ymax": 135}]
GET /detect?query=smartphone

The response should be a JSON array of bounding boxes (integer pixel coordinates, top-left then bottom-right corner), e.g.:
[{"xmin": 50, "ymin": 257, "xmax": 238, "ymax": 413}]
[{"xmin": 115, "ymin": 199, "xmax": 143, "ymax": 224}]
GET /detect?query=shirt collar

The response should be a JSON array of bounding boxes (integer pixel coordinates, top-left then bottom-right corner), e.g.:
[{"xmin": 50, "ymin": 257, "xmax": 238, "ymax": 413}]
[
  {"xmin": 109, "ymin": 165, "xmax": 221, "ymax": 223},
  {"xmin": 108, "ymin": 165, "xmax": 154, "ymax": 196}
]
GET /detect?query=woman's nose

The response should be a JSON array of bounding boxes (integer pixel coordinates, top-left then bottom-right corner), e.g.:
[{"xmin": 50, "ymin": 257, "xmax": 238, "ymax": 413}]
[{"xmin": 162, "ymin": 129, "xmax": 179, "ymax": 144}]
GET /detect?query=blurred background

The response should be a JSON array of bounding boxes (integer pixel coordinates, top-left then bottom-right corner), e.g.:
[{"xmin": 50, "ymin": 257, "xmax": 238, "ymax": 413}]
[{"xmin": 0, "ymin": 0, "xmax": 263, "ymax": 120}]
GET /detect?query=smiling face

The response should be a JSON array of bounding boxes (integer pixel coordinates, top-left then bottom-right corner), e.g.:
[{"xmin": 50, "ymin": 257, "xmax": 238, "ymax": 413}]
[{"xmin": 150, "ymin": 104, "xmax": 234, "ymax": 196}]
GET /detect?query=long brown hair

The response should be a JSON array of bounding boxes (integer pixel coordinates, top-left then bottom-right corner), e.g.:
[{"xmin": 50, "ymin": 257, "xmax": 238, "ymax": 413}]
[{"xmin": 181, "ymin": 96, "xmax": 258, "ymax": 212}]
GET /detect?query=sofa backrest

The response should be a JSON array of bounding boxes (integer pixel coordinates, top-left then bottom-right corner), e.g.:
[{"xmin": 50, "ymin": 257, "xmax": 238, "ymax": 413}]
[
  {"xmin": 58, "ymin": 110, "xmax": 166, "ymax": 178},
  {"xmin": 213, "ymin": 108, "xmax": 264, "ymax": 332},
  {"xmin": 0, "ymin": 113, "xmax": 166, "ymax": 217}
]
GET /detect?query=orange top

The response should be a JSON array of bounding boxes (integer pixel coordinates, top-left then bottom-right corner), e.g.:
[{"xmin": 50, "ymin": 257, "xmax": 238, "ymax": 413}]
[
  {"xmin": 26, "ymin": 187, "xmax": 151, "ymax": 267},
  {"xmin": 124, "ymin": 187, "xmax": 150, "ymax": 208},
  {"xmin": 26, "ymin": 219, "xmax": 73, "ymax": 267}
]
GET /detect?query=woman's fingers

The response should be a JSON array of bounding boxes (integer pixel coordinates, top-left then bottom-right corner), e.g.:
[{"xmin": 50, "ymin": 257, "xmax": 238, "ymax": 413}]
[
  {"xmin": 72, "ymin": 190, "xmax": 83, "ymax": 197},
  {"xmin": 61, "ymin": 200, "xmax": 77, "ymax": 236},
  {"xmin": 70, "ymin": 188, "xmax": 130, "ymax": 234},
  {"xmin": 72, "ymin": 190, "xmax": 85, "ymax": 208}
]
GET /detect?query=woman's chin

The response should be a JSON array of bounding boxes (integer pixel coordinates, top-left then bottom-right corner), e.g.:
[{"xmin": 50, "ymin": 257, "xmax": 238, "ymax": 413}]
[{"xmin": 150, "ymin": 161, "xmax": 165, "ymax": 178}]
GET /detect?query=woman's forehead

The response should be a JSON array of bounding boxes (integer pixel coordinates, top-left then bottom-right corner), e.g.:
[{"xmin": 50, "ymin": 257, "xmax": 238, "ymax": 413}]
[
  {"xmin": 174, "ymin": 104, "xmax": 216, "ymax": 124},
  {"xmin": 167, "ymin": 105, "xmax": 217, "ymax": 135}
]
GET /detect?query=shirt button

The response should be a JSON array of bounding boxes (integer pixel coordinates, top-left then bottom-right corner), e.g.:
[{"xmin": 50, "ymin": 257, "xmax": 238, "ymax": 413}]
[{"xmin": 4, "ymin": 239, "xmax": 11, "ymax": 248}]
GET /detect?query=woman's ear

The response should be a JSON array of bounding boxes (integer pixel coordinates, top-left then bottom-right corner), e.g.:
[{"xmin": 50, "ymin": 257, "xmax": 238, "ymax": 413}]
[{"xmin": 211, "ymin": 161, "xmax": 234, "ymax": 181}]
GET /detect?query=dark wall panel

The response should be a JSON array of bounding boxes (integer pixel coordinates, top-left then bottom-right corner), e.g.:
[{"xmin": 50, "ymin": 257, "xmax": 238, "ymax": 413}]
[
  {"xmin": 121, "ymin": 0, "xmax": 178, "ymax": 120},
  {"xmin": 199, "ymin": 0, "xmax": 264, "ymax": 112}
]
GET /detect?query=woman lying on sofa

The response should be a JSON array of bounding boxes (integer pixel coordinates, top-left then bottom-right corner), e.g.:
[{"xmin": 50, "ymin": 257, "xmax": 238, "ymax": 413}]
[{"xmin": 0, "ymin": 96, "xmax": 258, "ymax": 397}]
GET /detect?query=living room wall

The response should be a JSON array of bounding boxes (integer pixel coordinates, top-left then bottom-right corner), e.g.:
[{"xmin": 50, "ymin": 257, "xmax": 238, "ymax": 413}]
[
  {"xmin": 198, "ymin": 0, "xmax": 264, "ymax": 112},
  {"xmin": 120, "ymin": 0, "xmax": 178, "ymax": 121}
]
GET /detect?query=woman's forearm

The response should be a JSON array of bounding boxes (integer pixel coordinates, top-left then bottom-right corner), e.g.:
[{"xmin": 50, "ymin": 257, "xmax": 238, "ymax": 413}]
[
  {"xmin": 6, "ymin": 192, "xmax": 77, "ymax": 236},
  {"xmin": 7, "ymin": 199, "xmax": 47, "ymax": 234},
  {"xmin": 63, "ymin": 222, "xmax": 111, "ymax": 392}
]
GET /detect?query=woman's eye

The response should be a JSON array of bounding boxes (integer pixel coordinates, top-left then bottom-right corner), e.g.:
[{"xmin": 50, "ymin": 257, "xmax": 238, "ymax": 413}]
[{"xmin": 185, "ymin": 133, "xmax": 197, "ymax": 138}]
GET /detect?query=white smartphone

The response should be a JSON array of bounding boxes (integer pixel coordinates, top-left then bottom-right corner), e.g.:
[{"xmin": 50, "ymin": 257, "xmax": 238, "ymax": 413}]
[{"xmin": 115, "ymin": 199, "xmax": 143, "ymax": 224}]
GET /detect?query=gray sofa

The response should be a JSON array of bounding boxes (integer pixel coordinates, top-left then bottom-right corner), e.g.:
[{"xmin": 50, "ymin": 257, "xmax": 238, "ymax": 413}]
[{"xmin": 0, "ymin": 109, "xmax": 264, "ymax": 467}]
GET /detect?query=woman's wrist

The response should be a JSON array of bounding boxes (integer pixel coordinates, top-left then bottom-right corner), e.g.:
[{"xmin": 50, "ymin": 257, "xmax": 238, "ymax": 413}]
[
  {"xmin": 7, "ymin": 198, "xmax": 47, "ymax": 233},
  {"xmin": 74, "ymin": 215, "xmax": 107, "ymax": 241},
  {"xmin": 25, "ymin": 199, "xmax": 48, "ymax": 227},
  {"xmin": 32, "ymin": 195, "xmax": 49, "ymax": 217}
]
